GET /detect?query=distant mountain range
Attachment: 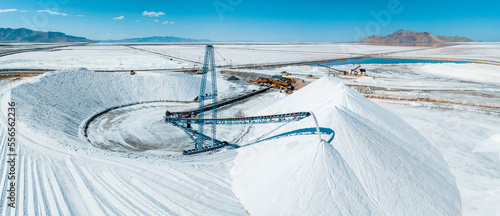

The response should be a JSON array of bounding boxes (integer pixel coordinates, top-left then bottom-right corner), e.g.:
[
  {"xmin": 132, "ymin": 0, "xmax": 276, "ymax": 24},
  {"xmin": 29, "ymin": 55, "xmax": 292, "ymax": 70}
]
[
  {"xmin": 0, "ymin": 28, "xmax": 93, "ymax": 43},
  {"xmin": 0, "ymin": 28, "xmax": 209, "ymax": 43},
  {"xmin": 100, "ymin": 36, "xmax": 210, "ymax": 43},
  {"xmin": 359, "ymin": 30, "xmax": 479, "ymax": 43}
]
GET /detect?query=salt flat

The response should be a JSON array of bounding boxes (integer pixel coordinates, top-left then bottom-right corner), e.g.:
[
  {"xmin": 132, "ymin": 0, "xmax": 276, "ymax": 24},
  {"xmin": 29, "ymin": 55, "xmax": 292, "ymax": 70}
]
[
  {"xmin": 0, "ymin": 43, "xmax": 498, "ymax": 215},
  {"xmin": 0, "ymin": 43, "xmax": 425, "ymax": 70},
  {"xmin": 386, "ymin": 43, "xmax": 500, "ymax": 63}
]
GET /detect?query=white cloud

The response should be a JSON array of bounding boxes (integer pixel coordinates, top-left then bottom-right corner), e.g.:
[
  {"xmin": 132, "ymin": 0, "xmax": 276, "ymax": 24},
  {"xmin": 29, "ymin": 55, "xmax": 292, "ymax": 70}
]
[
  {"xmin": 76, "ymin": 14, "xmax": 84, "ymax": 17},
  {"xmin": 162, "ymin": 21, "xmax": 175, "ymax": 24},
  {"xmin": 37, "ymin": 9, "xmax": 67, "ymax": 16},
  {"xmin": 169, "ymin": 21, "xmax": 174, "ymax": 24},
  {"xmin": 142, "ymin": 11, "xmax": 165, "ymax": 17},
  {"xmin": 19, "ymin": 10, "xmax": 28, "ymax": 13},
  {"xmin": 154, "ymin": 19, "xmax": 159, "ymax": 23},
  {"xmin": 0, "ymin": 9, "xmax": 18, "ymax": 13},
  {"xmin": 113, "ymin": 15, "xmax": 125, "ymax": 20}
]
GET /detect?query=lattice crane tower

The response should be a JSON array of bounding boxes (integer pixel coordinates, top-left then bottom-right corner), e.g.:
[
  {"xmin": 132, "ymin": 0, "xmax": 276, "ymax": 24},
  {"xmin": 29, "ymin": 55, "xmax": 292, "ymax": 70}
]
[{"xmin": 197, "ymin": 45, "xmax": 217, "ymax": 149}]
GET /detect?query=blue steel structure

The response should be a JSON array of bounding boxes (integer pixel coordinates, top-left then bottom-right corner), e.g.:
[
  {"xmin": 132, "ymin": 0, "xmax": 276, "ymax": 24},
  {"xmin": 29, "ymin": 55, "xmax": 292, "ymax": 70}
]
[
  {"xmin": 168, "ymin": 112, "xmax": 311, "ymax": 155},
  {"xmin": 197, "ymin": 45, "xmax": 218, "ymax": 149},
  {"xmin": 177, "ymin": 112, "xmax": 311, "ymax": 125},
  {"xmin": 165, "ymin": 45, "xmax": 312, "ymax": 155}
]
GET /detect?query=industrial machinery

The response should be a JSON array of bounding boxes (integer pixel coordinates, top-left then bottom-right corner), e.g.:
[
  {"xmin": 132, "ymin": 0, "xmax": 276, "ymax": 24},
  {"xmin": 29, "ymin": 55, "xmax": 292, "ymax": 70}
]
[
  {"xmin": 253, "ymin": 75, "xmax": 295, "ymax": 94},
  {"xmin": 350, "ymin": 65, "xmax": 367, "ymax": 76},
  {"xmin": 281, "ymin": 71, "xmax": 292, "ymax": 76},
  {"xmin": 165, "ymin": 45, "xmax": 311, "ymax": 155},
  {"xmin": 318, "ymin": 64, "xmax": 368, "ymax": 76}
]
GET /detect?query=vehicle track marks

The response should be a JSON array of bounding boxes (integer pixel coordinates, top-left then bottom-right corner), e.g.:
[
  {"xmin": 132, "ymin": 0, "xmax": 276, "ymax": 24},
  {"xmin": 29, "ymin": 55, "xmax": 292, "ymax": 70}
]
[
  {"xmin": 79, "ymin": 167, "xmax": 144, "ymax": 215},
  {"xmin": 65, "ymin": 159, "xmax": 106, "ymax": 215}
]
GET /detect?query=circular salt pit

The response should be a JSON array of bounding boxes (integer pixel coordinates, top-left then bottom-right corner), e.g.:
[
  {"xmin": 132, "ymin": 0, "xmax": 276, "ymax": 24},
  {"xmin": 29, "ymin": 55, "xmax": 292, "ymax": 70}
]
[
  {"xmin": 10, "ymin": 69, "xmax": 237, "ymax": 156},
  {"xmin": 86, "ymin": 102, "xmax": 197, "ymax": 157}
]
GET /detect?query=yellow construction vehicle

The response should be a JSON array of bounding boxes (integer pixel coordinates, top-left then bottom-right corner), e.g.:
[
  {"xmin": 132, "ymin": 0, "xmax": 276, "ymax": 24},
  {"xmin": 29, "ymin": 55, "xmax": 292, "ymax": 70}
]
[
  {"xmin": 253, "ymin": 76, "xmax": 294, "ymax": 94},
  {"xmin": 350, "ymin": 65, "xmax": 367, "ymax": 76},
  {"xmin": 281, "ymin": 71, "xmax": 292, "ymax": 76}
]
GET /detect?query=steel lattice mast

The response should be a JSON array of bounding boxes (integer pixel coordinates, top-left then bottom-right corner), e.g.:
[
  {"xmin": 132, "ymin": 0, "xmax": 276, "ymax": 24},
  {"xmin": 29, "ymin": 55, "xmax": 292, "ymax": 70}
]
[{"xmin": 197, "ymin": 45, "xmax": 217, "ymax": 149}]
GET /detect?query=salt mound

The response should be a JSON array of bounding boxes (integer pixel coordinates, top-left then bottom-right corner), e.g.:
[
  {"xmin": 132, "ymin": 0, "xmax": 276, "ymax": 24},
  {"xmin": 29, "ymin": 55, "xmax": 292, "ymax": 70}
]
[
  {"xmin": 3, "ymin": 69, "xmax": 248, "ymax": 215},
  {"xmin": 232, "ymin": 138, "xmax": 382, "ymax": 215},
  {"xmin": 231, "ymin": 77, "xmax": 461, "ymax": 215},
  {"xmin": 10, "ymin": 69, "xmax": 230, "ymax": 146}
]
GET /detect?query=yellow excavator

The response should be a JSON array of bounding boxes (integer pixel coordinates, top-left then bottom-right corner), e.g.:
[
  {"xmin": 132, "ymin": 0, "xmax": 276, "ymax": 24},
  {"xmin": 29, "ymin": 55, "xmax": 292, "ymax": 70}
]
[
  {"xmin": 253, "ymin": 75, "xmax": 295, "ymax": 94},
  {"xmin": 350, "ymin": 65, "xmax": 367, "ymax": 76}
]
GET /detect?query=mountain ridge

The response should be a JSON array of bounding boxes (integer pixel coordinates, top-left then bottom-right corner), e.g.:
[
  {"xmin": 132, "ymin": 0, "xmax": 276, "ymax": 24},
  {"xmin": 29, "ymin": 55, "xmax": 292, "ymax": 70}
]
[
  {"xmin": 359, "ymin": 30, "xmax": 479, "ymax": 43},
  {"xmin": 0, "ymin": 28, "xmax": 93, "ymax": 43},
  {"xmin": 0, "ymin": 28, "xmax": 209, "ymax": 43}
]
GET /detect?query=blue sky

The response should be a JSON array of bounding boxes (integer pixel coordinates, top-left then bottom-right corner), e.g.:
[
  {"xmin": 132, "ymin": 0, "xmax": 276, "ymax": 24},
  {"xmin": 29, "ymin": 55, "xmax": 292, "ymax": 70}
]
[{"xmin": 1, "ymin": 0, "xmax": 499, "ymax": 41}]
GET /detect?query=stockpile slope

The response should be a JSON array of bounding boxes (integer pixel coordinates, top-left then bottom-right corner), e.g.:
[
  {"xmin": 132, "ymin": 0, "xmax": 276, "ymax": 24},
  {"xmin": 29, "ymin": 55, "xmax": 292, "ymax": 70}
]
[
  {"xmin": 10, "ymin": 69, "xmax": 231, "ymax": 145},
  {"xmin": 232, "ymin": 77, "xmax": 462, "ymax": 215},
  {"xmin": 1, "ymin": 69, "xmax": 247, "ymax": 215}
]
